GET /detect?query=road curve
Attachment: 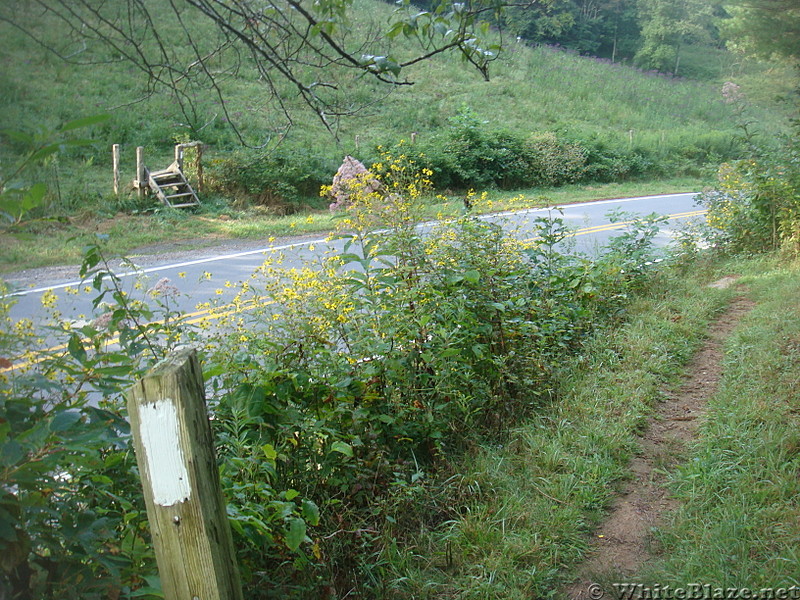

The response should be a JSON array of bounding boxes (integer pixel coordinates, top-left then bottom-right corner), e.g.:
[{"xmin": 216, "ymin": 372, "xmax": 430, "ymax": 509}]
[{"xmin": 5, "ymin": 192, "xmax": 702, "ymax": 329}]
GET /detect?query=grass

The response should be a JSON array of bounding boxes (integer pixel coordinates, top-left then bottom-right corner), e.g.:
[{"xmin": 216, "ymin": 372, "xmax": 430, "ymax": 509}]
[
  {"xmin": 377, "ymin": 250, "xmax": 800, "ymax": 597},
  {"xmin": 639, "ymin": 254, "xmax": 800, "ymax": 589},
  {"xmin": 0, "ymin": 176, "xmax": 705, "ymax": 274},
  {"xmin": 378, "ymin": 253, "xmax": 736, "ymax": 597},
  {"xmin": 0, "ymin": 3, "xmax": 755, "ymax": 150}
]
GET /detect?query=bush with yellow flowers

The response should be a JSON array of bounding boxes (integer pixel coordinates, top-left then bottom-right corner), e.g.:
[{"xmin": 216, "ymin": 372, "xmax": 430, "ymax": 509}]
[
  {"xmin": 697, "ymin": 111, "xmax": 800, "ymax": 254},
  {"xmin": 1, "ymin": 149, "xmax": 671, "ymax": 599},
  {"xmin": 198, "ymin": 151, "xmax": 669, "ymax": 597}
]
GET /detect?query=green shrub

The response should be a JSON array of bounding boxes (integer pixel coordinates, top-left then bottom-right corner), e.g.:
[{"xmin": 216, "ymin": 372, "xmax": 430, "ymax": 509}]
[
  {"xmin": 412, "ymin": 123, "xmax": 587, "ymax": 191},
  {"xmin": 524, "ymin": 132, "xmax": 587, "ymax": 186},
  {"xmin": 416, "ymin": 128, "xmax": 531, "ymax": 190},
  {"xmin": 699, "ymin": 154, "xmax": 800, "ymax": 253},
  {"xmin": 402, "ymin": 105, "xmax": 726, "ymax": 192},
  {"xmin": 577, "ymin": 136, "xmax": 658, "ymax": 182},
  {"xmin": 1, "ymin": 155, "xmax": 672, "ymax": 599},
  {"xmin": 207, "ymin": 146, "xmax": 338, "ymax": 212}
]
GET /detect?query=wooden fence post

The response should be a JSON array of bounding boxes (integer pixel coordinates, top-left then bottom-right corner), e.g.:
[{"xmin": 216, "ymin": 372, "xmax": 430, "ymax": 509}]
[
  {"xmin": 112, "ymin": 144, "xmax": 120, "ymax": 196},
  {"xmin": 136, "ymin": 146, "xmax": 145, "ymax": 200},
  {"xmin": 126, "ymin": 348, "xmax": 243, "ymax": 600},
  {"xmin": 196, "ymin": 143, "xmax": 204, "ymax": 194},
  {"xmin": 174, "ymin": 143, "xmax": 183, "ymax": 171}
]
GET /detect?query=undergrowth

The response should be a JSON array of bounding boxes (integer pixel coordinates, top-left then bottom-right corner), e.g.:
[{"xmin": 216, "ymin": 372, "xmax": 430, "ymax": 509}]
[
  {"xmin": 1, "ymin": 154, "xmax": 690, "ymax": 598},
  {"xmin": 379, "ymin": 253, "xmax": 734, "ymax": 598}
]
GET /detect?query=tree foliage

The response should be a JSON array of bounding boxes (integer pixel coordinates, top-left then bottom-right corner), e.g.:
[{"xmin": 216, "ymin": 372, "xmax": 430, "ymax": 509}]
[
  {"xmin": 500, "ymin": 0, "xmax": 640, "ymax": 60},
  {"xmin": 721, "ymin": 0, "xmax": 800, "ymax": 61},
  {"xmin": 634, "ymin": 0, "xmax": 716, "ymax": 75}
]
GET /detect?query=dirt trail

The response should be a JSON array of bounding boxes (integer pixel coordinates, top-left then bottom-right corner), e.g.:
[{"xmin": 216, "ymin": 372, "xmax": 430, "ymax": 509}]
[{"xmin": 565, "ymin": 281, "xmax": 754, "ymax": 599}]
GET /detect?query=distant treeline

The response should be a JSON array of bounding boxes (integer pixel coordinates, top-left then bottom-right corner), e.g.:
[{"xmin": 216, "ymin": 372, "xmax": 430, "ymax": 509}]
[{"xmin": 387, "ymin": 0, "xmax": 729, "ymax": 76}]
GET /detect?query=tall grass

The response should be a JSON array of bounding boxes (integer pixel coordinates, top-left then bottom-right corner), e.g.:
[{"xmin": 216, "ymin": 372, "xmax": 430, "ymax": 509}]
[{"xmin": 640, "ymin": 255, "xmax": 800, "ymax": 588}]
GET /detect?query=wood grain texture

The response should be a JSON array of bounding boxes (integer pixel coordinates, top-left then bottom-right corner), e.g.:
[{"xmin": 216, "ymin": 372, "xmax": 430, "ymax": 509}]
[{"xmin": 127, "ymin": 348, "xmax": 243, "ymax": 600}]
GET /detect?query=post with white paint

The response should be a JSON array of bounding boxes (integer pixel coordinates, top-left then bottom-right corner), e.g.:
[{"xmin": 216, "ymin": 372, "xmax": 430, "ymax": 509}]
[
  {"xmin": 174, "ymin": 143, "xmax": 183, "ymax": 172},
  {"xmin": 112, "ymin": 144, "xmax": 120, "ymax": 196},
  {"xmin": 136, "ymin": 146, "xmax": 145, "ymax": 200},
  {"xmin": 127, "ymin": 348, "xmax": 243, "ymax": 600}
]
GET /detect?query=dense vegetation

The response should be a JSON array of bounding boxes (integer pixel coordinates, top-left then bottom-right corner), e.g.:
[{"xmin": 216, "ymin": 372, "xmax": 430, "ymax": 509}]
[
  {"xmin": 0, "ymin": 150, "xmax": 689, "ymax": 598},
  {"xmin": 1, "ymin": 0, "xmax": 799, "ymax": 597}
]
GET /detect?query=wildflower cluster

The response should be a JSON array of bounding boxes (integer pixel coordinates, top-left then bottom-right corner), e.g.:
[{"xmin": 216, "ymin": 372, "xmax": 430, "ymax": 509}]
[{"xmin": 323, "ymin": 143, "xmax": 433, "ymax": 235}]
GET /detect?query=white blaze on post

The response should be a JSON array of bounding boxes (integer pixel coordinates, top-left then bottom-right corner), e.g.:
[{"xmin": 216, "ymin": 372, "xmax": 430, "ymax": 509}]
[
  {"xmin": 128, "ymin": 349, "xmax": 243, "ymax": 599},
  {"xmin": 139, "ymin": 399, "xmax": 192, "ymax": 506}
]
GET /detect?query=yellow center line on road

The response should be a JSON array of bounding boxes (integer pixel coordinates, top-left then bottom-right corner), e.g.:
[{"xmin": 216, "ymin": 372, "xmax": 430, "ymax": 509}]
[
  {"xmin": 2, "ymin": 209, "xmax": 708, "ymax": 373},
  {"xmin": 1, "ymin": 299, "xmax": 272, "ymax": 374},
  {"xmin": 522, "ymin": 209, "xmax": 708, "ymax": 243}
]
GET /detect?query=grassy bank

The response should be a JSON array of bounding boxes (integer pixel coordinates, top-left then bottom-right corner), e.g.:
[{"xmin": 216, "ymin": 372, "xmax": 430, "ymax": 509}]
[
  {"xmin": 0, "ymin": 176, "xmax": 703, "ymax": 274},
  {"xmin": 378, "ymin": 254, "xmax": 735, "ymax": 597},
  {"xmin": 640, "ymin": 255, "xmax": 800, "ymax": 588},
  {"xmin": 380, "ymin": 251, "xmax": 800, "ymax": 597}
]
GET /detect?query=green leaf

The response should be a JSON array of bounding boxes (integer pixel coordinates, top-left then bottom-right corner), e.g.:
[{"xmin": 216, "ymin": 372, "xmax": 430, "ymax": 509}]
[
  {"xmin": 28, "ymin": 144, "xmax": 61, "ymax": 163},
  {"xmin": 92, "ymin": 365, "xmax": 133, "ymax": 377},
  {"xmin": 20, "ymin": 183, "xmax": 47, "ymax": 212},
  {"xmin": 285, "ymin": 517, "xmax": 306, "ymax": 551},
  {"xmin": 1, "ymin": 129, "xmax": 33, "ymax": 144},
  {"xmin": 262, "ymin": 444, "xmax": 277, "ymax": 460},
  {"xmin": 330, "ymin": 440, "xmax": 353, "ymax": 457},
  {"xmin": 463, "ymin": 270, "xmax": 481, "ymax": 284},
  {"xmin": 0, "ymin": 440, "xmax": 24, "ymax": 467},
  {"xmin": 67, "ymin": 333, "xmax": 87, "ymax": 363},
  {"xmin": 57, "ymin": 114, "xmax": 111, "ymax": 132},
  {"xmin": 302, "ymin": 499, "xmax": 320, "ymax": 526},
  {"xmin": 284, "ymin": 489, "xmax": 300, "ymax": 501},
  {"xmin": 386, "ymin": 20, "xmax": 406, "ymax": 39},
  {"xmin": 50, "ymin": 410, "xmax": 82, "ymax": 432}
]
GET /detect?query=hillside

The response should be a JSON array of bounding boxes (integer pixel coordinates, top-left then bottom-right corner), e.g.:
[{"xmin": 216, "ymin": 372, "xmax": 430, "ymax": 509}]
[
  {"xmin": 0, "ymin": 0, "xmax": 793, "ymax": 273},
  {"xmin": 0, "ymin": 0, "xmax": 787, "ymax": 181}
]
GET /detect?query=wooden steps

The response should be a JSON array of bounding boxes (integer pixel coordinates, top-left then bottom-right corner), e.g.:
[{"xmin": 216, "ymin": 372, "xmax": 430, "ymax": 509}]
[
  {"xmin": 131, "ymin": 142, "xmax": 203, "ymax": 209},
  {"xmin": 146, "ymin": 162, "xmax": 200, "ymax": 208}
]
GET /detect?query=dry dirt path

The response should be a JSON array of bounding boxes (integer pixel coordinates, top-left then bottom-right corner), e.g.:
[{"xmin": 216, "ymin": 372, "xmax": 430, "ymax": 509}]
[{"xmin": 565, "ymin": 279, "xmax": 754, "ymax": 599}]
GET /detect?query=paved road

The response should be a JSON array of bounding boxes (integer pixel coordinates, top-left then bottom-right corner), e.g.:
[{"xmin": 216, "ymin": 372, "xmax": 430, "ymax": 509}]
[{"xmin": 5, "ymin": 192, "xmax": 703, "ymax": 333}]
